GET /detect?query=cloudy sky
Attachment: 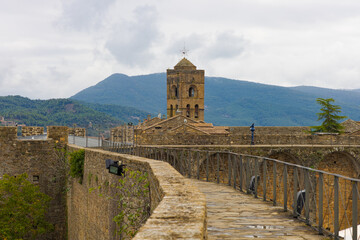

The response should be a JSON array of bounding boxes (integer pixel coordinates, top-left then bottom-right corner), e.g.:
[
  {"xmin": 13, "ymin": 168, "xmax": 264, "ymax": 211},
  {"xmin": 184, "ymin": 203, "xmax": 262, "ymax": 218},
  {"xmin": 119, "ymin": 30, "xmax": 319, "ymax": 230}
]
[{"xmin": 1, "ymin": 0, "xmax": 360, "ymax": 99}]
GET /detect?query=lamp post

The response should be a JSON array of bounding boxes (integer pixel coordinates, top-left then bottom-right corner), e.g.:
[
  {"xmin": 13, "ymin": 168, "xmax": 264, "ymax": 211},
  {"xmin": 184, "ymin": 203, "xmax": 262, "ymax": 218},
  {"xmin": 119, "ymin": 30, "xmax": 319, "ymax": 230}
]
[{"xmin": 250, "ymin": 123, "xmax": 255, "ymax": 145}]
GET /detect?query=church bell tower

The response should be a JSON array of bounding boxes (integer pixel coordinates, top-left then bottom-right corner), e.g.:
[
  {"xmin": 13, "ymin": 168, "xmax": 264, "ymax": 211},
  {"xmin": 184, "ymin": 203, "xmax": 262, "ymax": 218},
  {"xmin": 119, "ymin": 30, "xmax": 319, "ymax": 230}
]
[{"xmin": 167, "ymin": 58, "xmax": 205, "ymax": 121}]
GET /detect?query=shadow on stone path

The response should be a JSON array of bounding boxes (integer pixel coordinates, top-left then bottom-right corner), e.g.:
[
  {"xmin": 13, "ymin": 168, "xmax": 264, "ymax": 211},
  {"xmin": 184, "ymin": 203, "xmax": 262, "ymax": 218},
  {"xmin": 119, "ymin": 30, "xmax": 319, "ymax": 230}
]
[{"xmin": 193, "ymin": 180, "xmax": 326, "ymax": 240}]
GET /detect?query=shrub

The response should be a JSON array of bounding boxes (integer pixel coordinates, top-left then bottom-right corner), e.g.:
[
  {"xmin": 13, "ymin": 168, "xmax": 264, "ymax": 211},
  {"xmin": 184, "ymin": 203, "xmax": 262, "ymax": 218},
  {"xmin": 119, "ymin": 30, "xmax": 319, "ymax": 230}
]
[{"xmin": 69, "ymin": 149, "xmax": 85, "ymax": 183}]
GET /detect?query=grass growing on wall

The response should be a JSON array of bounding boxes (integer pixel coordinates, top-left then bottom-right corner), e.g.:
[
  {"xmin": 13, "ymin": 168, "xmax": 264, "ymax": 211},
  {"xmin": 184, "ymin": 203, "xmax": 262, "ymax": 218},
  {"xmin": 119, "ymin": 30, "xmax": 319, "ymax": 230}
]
[
  {"xmin": 89, "ymin": 167, "xmax": 151, "ymax": 239},
  {"xmin": 113, "ymin": 168, "xmax": 150, "ymax": 239},
  {"xmin": 69, "ymin": 149, "xmax": 85, "ymax": 184}
]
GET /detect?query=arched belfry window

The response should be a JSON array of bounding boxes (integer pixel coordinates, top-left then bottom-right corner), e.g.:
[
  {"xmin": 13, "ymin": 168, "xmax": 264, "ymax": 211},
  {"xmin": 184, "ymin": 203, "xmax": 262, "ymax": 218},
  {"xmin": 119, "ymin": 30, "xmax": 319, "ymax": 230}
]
[
  {"xmin": 172, "ymin": 85, "xmax": 178, "ymax": 98},
  {"xmin": 170, "ymin": 105, "xmax": 173, "ymax": 117},
  {"xmin": 195, "ymin": 104, "xmax": 199, "ymax": 118},
  {"xmin": 189, "ymin": 87, "xmax": 195, "ymax": 97},
  {"xmin": 186, "ymin": 104, "xmax": 190, "ymax": 117}
]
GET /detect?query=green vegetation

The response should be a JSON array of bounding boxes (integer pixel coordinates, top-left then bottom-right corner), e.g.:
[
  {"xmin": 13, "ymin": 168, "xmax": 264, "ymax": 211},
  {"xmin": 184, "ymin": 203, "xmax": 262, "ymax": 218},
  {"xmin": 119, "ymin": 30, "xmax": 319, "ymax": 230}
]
[
  {"xmin": 311, "ymin": 98, "xmax": 347, "ymax": 133},
  {"xmin": 89, "ymin": 167, "xmax": 150, "ymax": 238},
  {"xmin": 0, "ymin": 173, "xmax": 53, "ymax": 240},
  {"xmin": 0, "ymin": 96, "xmax": 123, "ymax": 129},
  {"xmin": 69, "ymin": 149, "xmax": 85, "ymax": 183},
  {"xmin": 0, "ymin": 96, "xmax": 150, "ymax": 134},
  {"xmin": 79, "ymin": 101, "xmax": 149, "ymax": 124},
  {"xmin": 71, "ymin": 73, "xmax": 360, "ymax": 126},
  {"xmin": 113, "ymin": 168, "xmax": 150, "ymax": 238}
]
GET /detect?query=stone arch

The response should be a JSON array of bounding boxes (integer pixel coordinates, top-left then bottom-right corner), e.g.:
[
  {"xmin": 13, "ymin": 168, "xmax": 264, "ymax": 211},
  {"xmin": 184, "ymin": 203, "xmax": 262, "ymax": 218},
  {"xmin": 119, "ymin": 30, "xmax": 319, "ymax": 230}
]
[
  {"xmin": 186, "ymin": 104, "xmax": 190, "ymax": 117},
  {"xmin": 195, "ymin": 104, "xmax": 199, "ymax": 119},
  {"xmin": 318, "ymin": 151, "xmax": 359, "ymax": 178},
  {"xmin": 198, "ymin": 152, "xmax": 232, "ymax": 183},
  {"xmin": 317, "ymin": 151, "xmax": 359, "ymax": 232},
  {"xmin": 263, "ymin": 151, "xmax": 300, "ymax": 210},
  {"xmin": 267, "ymin": 151, "xmax": 299, "ymax": 164},
  {"xmin": 188, "ymin": 85, "xmax": 197, "ymax": 98},
  {"xmin": 171, "ymin": 85, "xmax": 178, "ymax": 98}
]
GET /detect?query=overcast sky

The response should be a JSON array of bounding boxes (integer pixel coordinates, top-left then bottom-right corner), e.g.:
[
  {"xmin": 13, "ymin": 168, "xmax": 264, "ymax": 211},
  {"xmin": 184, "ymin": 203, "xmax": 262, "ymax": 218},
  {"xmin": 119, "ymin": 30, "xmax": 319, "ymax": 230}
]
[{"xmin": 1, "ymin": 0, "xmax": 360, "ymax": 99}]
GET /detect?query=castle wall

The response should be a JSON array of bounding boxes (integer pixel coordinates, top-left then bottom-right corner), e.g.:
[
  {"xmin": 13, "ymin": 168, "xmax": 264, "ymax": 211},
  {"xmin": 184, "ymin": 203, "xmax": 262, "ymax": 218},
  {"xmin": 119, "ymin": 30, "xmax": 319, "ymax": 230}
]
[
  {"xmin": 0, "ymin": 126, "xmax": 68, "ymax": 240},
  {"xmin": 110, "ymin": 124, "xmax": 134, "ymax": 143},
  {"xmin": 137, "ymin": 126, "xmax": 360, "ymax": 146},
  {"xmin": 68, "ymin": 127, "xmax": 86, "ymax": 137},
  {"xmin": 21, "ymin": 126, "xmax": 44, "ymax": 136},
  {"xmin": 67, "ymin": 146, "xmax": 207, "ymax": 240}
]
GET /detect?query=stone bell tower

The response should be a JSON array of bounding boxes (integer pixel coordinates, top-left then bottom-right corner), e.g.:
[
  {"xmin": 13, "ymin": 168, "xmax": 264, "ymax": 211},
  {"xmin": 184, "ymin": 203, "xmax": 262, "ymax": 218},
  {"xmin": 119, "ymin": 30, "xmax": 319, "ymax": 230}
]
[{"xmin": 167, "ymin": 58, "xmax": 205, "ymax": 121}]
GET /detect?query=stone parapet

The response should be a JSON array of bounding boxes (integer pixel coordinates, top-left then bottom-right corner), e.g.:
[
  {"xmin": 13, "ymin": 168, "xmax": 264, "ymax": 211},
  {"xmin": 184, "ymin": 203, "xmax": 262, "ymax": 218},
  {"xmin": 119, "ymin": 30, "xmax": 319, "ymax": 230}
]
[
  {"xmin": 0, "ymin": 128, "xmax": 67, "ymax": 240},
  {"xmin": 67, "ymin": 146, "xmax": 207, "ymax": 240},
  {"xmin": 47, "ymin": 126, "xmax": 69, "ymax": 143},
  {"xmin": 0, "ymin": 126, "xmax": 17, "ymax": 142},
  {"xmin": 137, "ymin": 132, "xmax": 360, "ymax": 146},
  {"xmin": 68, "ymin": 127, "xmax": 86, "ymax": 137},
  {"xmin": 21, "ymin": 126, "xmax": 44, "ymax": 136}
]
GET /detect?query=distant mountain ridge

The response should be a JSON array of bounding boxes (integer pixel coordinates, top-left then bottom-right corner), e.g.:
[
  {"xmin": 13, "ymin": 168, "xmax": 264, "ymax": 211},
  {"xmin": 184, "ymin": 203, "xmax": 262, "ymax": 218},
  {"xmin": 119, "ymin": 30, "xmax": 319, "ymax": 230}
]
[
  {"xmin": 71, "ymin": 73, "xmax": 360, "ymax": 126},
  {"xmin": 0, "ymin": 96, "xmax": 150, "ymax": 129}
]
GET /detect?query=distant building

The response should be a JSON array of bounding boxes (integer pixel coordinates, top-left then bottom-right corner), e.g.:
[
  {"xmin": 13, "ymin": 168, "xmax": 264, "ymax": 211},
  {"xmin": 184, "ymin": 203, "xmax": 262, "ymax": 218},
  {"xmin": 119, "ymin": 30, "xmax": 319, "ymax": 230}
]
[{"xmin": 167, "ymin": 58, "xmax": 205, "ymax": 121}]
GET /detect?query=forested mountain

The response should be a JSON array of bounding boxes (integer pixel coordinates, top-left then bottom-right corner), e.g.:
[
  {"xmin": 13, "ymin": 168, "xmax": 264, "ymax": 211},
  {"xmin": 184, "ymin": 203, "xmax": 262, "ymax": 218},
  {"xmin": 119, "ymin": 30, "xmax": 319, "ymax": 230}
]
[
  {"xmin": 0, "ymin": 96, "xmax": 149, "ymax": 129},
  {"xmin": 71, "ymin": 73, "xmax": 360, "ymax": 126}
]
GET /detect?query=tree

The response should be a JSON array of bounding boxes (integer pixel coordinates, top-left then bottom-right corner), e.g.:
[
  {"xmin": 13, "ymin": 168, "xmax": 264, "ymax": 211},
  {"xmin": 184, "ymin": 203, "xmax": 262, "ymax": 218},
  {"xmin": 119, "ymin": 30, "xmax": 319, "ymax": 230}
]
[
  {"xmin": 0, "ymin": 173, "xmax": 53, "ymax": 240},
  {"xmin": 312, "ymin": 98, "xmax": 347, "ymax": 133}
]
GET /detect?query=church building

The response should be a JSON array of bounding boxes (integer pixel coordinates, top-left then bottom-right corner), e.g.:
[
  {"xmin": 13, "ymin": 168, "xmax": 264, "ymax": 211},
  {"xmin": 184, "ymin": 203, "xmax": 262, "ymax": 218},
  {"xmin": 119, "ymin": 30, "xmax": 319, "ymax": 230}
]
[{"xmin": 166, "ymin": 58, "xmax": 205, "ymax": 121}]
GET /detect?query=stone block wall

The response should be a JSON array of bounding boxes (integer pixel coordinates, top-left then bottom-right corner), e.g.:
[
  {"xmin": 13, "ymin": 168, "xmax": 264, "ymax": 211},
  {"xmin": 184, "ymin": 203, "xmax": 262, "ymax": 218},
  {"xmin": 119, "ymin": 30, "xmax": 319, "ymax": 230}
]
[
  {"xmin": 47, "ymin": 126, "xmax": 69, "ymax": 143},
  {"xmin": 21, "ymin": 126, "xmax": 44, "ymax": 136},
  {"xmin": 0, "ymin": 126, "xmax": 67, "ymax": 240},
  {"xmin": 137, "ymin": 129, "xmax": 360, "ymax": 146},
  {"xmin": 229, "ymin": 126, "xmax": 310, "ymax": 135},
  {"xmin": 67, "ymin": 146, "xmax": 207, "ymax": 240},
  {"xmin": 111, "ymin": 124, "xmax": 134, "ymax": 143},
  {"xmin": 68, "ymin": 127, "xmax": 86, "ymax": 137}
]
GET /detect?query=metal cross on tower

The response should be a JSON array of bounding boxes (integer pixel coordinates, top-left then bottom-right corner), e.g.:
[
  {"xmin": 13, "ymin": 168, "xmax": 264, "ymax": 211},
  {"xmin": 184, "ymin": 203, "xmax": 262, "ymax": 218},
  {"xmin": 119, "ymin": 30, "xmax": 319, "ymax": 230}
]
[{"xmin": 181, "ymin": 43, "xmax": 189, "ymax": 57}]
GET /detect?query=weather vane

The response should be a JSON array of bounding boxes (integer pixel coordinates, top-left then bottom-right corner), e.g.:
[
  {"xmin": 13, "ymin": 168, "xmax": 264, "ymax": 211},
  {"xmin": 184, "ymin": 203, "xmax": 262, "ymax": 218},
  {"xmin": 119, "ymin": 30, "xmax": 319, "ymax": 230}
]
[{"xmin": 181, "ymin": 42, "xmax": 189, "ymax": 58}]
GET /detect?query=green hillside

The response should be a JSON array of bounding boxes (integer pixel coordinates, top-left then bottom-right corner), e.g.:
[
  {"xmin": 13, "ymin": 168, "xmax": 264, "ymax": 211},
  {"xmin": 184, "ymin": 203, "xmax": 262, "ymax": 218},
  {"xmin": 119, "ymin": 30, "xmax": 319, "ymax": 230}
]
[
  {"xmin": 71, "ymin": 73, "xmax": 360, "ymax": 126},
  {"xmin": 71, "ymin": 73, "xmax": 166, "ymax": 114},
  {"xmin": 0, "ymin": 96, "xmax": 149, "ymax": 129}
]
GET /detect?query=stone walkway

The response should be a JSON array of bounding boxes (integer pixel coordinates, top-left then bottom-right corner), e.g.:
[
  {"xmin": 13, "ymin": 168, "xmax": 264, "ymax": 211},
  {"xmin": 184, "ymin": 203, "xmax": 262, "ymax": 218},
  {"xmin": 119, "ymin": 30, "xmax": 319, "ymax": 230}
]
[{"xmin": 193, "ymin": 180, "xmax": 326, "ymax": 240}]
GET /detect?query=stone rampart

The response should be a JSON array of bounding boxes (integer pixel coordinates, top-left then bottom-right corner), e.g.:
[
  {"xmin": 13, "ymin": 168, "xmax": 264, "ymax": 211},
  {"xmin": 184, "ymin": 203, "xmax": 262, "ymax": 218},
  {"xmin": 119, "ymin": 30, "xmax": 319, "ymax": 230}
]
[
  {"xmin": 138, "ymin": 132, "xmax": 360, "ymax": 146},
  {"xmin": 0, "ymin": 126, "xmax": 67, "ymax": 240},
  {"xmin": 68, "ymin": 127, "xmax": 86, "ymax": 137},
  {"xmin": 229, "ymin": 126, "xmax": 309, "ymax": 135},
  {"xmin": 48, "ymin": 126, "xmax": 69, "ymax": 143},
  {"xmin": 67, "ymin": 146, "xmax": 207, "ymax": 240},
  {"xmin": 21, "ymin": 126, "xmax": 44, "ymax": 136}
]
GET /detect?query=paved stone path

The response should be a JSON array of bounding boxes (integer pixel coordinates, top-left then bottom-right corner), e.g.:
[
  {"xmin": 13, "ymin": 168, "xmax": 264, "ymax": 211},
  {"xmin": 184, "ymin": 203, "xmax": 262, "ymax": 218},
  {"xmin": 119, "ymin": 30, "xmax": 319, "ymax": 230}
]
[{"xmin": 193, "ymin": 180, "xmax": 326, "ymax": 240}]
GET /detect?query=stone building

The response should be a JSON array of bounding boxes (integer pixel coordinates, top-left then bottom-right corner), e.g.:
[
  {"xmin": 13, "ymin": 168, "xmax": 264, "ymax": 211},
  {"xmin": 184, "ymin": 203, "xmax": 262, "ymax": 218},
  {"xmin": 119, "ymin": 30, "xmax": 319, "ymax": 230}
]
[
  {"xmin": 167, "ymin": 58, "xmax": 205, "ymax": 121},
  {"xmin": 112, "ymin": 57, "xmax": 360, "ymax": 146},
  {"xmin": 0, "ymin": 126, "xmax": 68, "ymax": 239},
  {"xmin": 110, "ymin": 123, "xmax": 135, "ymax": 143}
]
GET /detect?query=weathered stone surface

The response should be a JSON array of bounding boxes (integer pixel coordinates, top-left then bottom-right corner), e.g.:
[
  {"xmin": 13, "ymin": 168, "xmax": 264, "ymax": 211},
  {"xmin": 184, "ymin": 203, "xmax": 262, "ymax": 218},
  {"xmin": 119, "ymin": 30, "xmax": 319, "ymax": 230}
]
[
  {"xmin": 193, "ymin": 180, "xmax": 325, "ymax": 240},
  {"xmin": 47, "ymin": 126, "xmax": 69, "ymax": 143},
  {"xmin": 68, "ymin": 127, "xmax": 86, "ymax": 137},
  {"xmin": 66, "ymin": 146, "xmax": 207, "ymax": 240},
  {"xmin": 0, "ymin": 126, "xmax": 68, "ymax": 240},
  {"xmin": 21, "ymin": 126, "xmax": 44, "ymax": 136},
  {"xmin": 167, "ymin": 58, "xmax": 205, "ymax": 121}
]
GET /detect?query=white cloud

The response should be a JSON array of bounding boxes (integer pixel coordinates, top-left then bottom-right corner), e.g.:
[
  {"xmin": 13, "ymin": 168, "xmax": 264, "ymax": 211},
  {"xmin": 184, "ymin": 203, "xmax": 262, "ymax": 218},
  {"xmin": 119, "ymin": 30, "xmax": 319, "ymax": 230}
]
[
  {"xmin": 204, "ymin": 32, "xmax": 247, "ymax": 60},
  {"xmin": 1, "ymin": 0, "xmax": 360, "ymax": 99},
  {"xmin": 105, "ymin": 5, "xmax": 161, "ymax": 67},
  {"xmin": 57, "ymin": 0, "xmax": 116, "ymax": 31}
]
